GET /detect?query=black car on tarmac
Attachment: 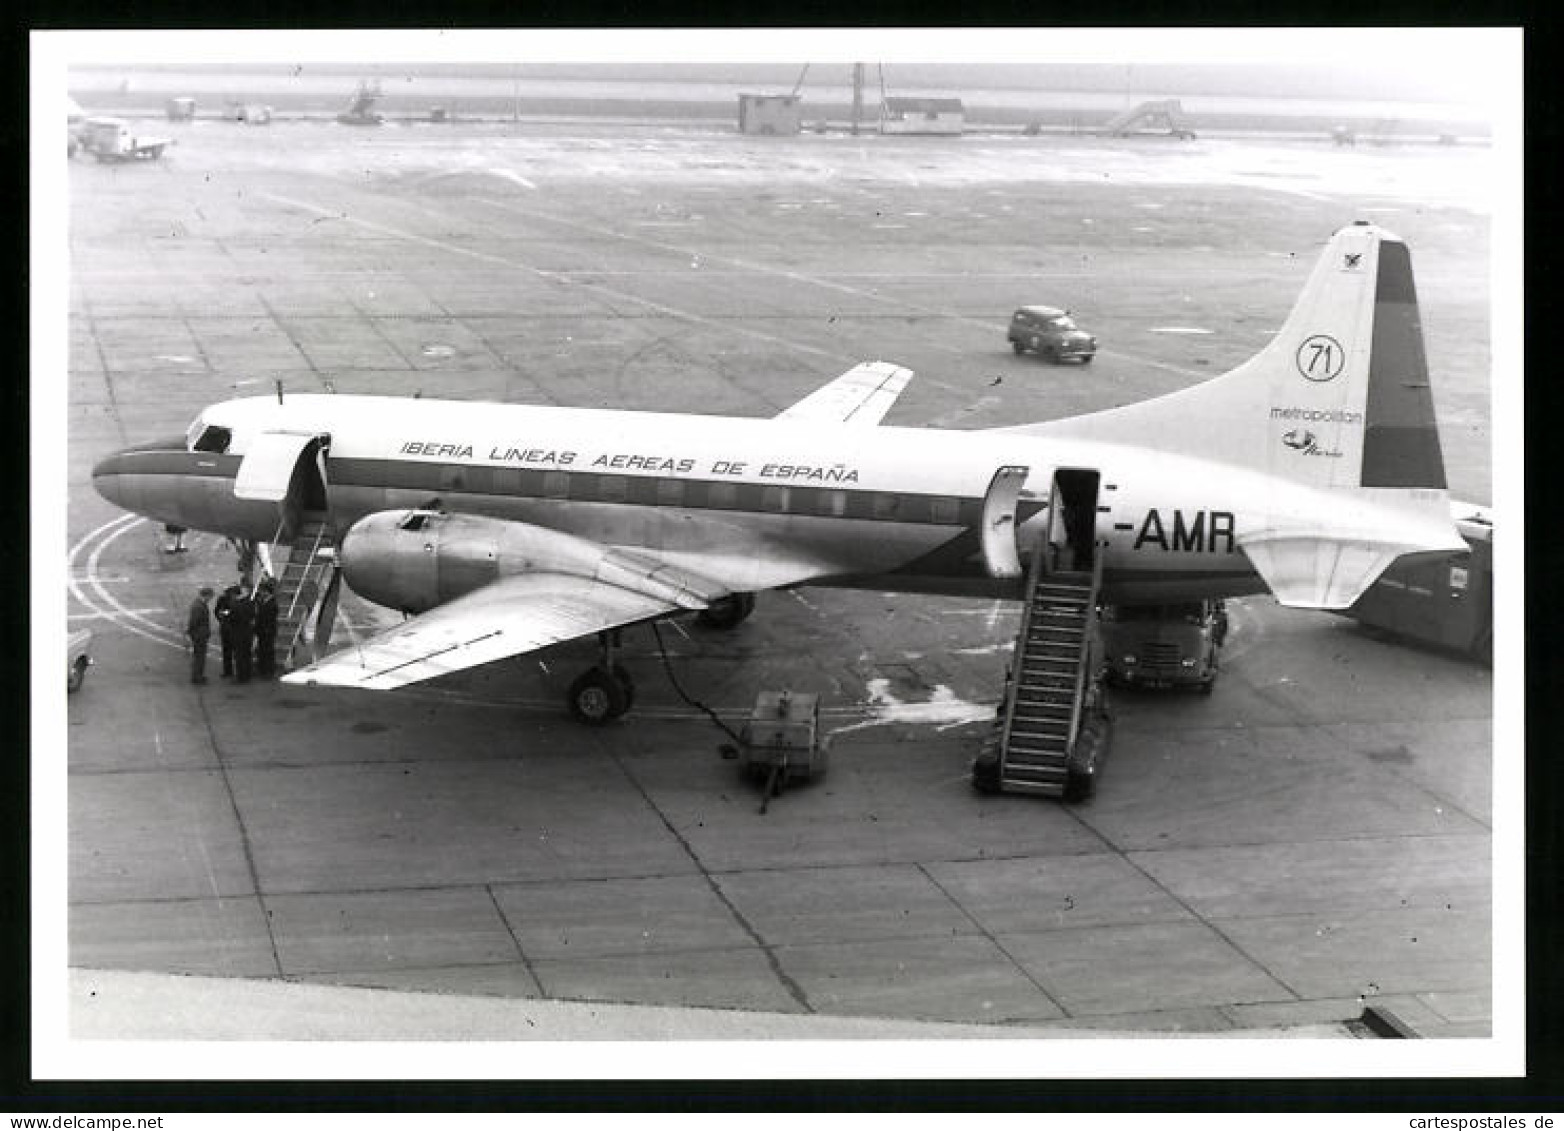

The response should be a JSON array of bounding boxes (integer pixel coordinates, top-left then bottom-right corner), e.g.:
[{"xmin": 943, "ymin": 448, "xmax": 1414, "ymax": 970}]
[{"xmin": 1007, "ymin": 305, "xmax": 1097, "ymax": 363}]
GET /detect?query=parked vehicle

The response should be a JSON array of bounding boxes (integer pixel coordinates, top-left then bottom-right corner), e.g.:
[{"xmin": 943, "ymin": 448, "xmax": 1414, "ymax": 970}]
[
  {"xmin": 76, "ymin": 117, "xmax": 170, "ymax": 162},
  {"xmin": 1101, "ymin": 600, "xmax": 1226, "ymax": 693},
  {"xmin": 1007, "ymin": 305, "xmax": 1096, "ymax": 363},
  {"xmin": 1339, "ymin": 502, "xmax": 1492, "ymax": 664},
  {"xmin": 67, "ymin": 628, "xmax": 93, "ymax": 693}
]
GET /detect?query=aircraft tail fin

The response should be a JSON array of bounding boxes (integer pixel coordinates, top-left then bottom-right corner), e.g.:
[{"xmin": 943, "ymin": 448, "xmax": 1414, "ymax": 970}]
[{"xmin": 1003, "ymin": 221, "xmax": 1465, "ymax": 608}]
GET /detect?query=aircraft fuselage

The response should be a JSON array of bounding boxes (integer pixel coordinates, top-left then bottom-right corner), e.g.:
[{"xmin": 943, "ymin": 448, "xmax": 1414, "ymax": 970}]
[{"xmin": 93, "ymin": 394, "xmax": 1279, "ymax": 605}]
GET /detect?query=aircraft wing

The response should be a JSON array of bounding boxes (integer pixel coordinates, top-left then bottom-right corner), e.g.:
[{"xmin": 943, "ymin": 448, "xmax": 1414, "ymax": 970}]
[
  {"xmin": 776, "ymin": 361, "xmax": 913, "ymax": 426},
  {"xmin": 281, "ymin": 573, "xmax": 682, "ymax": 692}
]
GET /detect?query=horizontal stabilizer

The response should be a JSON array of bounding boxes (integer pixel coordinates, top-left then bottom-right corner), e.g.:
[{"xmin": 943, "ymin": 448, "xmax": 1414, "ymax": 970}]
[
  {"xmin": 1240, "ymin": 536, "xmax": 1408, "ymax": 610},
  {"xmin": 1237, "ymin": 480, "xmax": 1466, "ymax": 609},
  {"xmin": 777, "ymin": 361, "xmax": 913, "ymax": 426}
]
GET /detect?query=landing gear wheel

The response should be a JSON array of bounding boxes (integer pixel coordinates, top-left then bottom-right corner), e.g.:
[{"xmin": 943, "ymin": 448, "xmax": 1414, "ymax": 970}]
[
  {"xmin": 698, "ymin": 592, "xmax": 756, "ymax": 630},
  {"xmin": 1011, "ymin": 340, "xmax": 1025, "ymax": 354},
  {"xmin": 1080, "ymin": 354, "xmax": 1093, "ymax": 365},
  {"xmin": 568, "ymin": 666, "xmax": 630, "ymax": 725}
]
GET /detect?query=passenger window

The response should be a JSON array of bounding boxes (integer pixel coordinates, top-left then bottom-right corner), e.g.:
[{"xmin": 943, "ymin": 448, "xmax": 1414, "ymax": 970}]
[
  {"xmin": 762, "ymin": 486, "xmax": 788, "ymax": 512},
  {"xmin": 708, "ymin": 482, "xmax": 737, "ymax": 509},
  {"xmin": 872, "ymin": 492, "xmax": 900, "ymax": 520},
  {"xmin": 823, "ymin": 490, "xmax": 848, "ymax": 517},
  {"xmin": 930, "ymin": 496, "xmax": 959, "ymax": 524},
  {"xmin": 657, "ymin": 479, "xmax": 684, "ymax": 506},
  {"xmin": 599, "ymin": 475, "xmax": 628, "ymax": 502},
  {"xmin": 193, "ymin": 425, "xmax": 232, "ymax": 454},
  {"xmin": 543, "ymin": 471, "xmax": 569, "ymax": 498}
]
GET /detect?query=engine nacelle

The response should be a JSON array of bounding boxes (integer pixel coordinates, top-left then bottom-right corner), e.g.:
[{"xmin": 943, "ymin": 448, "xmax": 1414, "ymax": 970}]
[{"xmin": 339, "ymin": 510, "xmax": 722, "ymax": 614}]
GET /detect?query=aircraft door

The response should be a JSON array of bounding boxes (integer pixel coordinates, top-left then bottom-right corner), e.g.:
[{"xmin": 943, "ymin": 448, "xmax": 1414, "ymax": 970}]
[
  {"xmin": 233, "ymin": 431, "xmax": 330, "ymax": 542},
  {"xmin": 980, "ymin": 465, "xmax": 1030, "ymax": 579},
  {"xmin": 1046, "ymin": 468, "xmax": 1101, "ymax": 572}
]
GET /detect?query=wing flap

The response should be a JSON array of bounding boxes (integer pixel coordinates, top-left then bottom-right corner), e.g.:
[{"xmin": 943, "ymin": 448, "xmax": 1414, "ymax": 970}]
[
  {"xmin": 281, "ymin": 573, "xmax": 676, "ymax": 691},
  {"xmin": 777, "ymin": 361, "xmax": 912, "ymax": 426}
]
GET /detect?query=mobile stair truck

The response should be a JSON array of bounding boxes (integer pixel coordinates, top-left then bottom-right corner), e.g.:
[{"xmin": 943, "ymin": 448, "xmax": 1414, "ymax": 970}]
[{"xmin": 973, "ymin": 469, "xmax": 1112, "ymax": 802}]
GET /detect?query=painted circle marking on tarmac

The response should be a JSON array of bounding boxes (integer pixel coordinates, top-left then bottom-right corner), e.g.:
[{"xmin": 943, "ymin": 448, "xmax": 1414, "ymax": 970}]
[{"xmin": 69, "ymin": 515, "xmax": 185, "ymax": 650}]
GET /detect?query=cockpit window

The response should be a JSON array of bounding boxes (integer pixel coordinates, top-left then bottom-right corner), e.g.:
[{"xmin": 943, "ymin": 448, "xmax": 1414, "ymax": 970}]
[{"xmin": 191, "ymin": 425, "xmax": 232, "ymax": 454}]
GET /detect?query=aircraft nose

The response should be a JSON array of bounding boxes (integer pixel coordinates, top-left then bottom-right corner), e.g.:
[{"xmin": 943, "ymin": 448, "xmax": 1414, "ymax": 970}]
[
  {"xmin": 92, "ymin": 435, "xmax": 188, "ymax": 514},
  {"xmin": 91, "ymin": 448, "xmax": 133, "ymax": 510}
]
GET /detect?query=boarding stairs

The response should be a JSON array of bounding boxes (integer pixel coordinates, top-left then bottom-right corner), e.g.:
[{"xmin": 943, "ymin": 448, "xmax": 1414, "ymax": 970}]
[
  {"xmin": 977, "ymin": 534, "xmax": 1109, "ymax": 800},
  {"xmin": 272, "ymin": 511, "xmax": 341, "ymax": 671},
  {"xmin": 1103, "ymin": 98, "xmax": 1196, "ymax": 138}
]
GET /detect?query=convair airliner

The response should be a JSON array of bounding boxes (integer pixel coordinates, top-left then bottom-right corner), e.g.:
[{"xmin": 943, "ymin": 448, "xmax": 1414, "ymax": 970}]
[{"xmin": 93, "ymin": 221, "xmax": 1466, "ymax": 721}]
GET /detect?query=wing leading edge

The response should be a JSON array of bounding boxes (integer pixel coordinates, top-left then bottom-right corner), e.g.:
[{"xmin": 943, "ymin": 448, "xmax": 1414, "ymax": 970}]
[{"xmin": 282, "ymin": 573, "xmax": 683, "ymax": 691}]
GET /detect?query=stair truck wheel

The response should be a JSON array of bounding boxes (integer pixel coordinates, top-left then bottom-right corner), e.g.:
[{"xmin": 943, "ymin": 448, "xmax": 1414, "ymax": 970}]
[
  {"xmin": 1063, "ymin": 709, "xmax": 1111, "ymax": 803},
  {"xmin": 970, "ymin": 738, "xmax": 1003, "ymax": 794},
  {"xmin": 568, "ymin": 666, "xmax": 629, "ymax": 725}
]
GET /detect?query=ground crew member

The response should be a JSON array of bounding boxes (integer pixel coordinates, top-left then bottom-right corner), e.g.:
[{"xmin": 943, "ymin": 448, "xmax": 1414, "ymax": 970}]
[
  {"xmin": 229, "ymin": 583, "xmax": 256, "ymax": 683},
  {"xmin": 163, "ymin": 523, "xmax": 188, "ymax": 554},
  {"xmin": 215, "ymin": 582, "xmax": 240, "ymax": 677},
  {"xmin": 254, "ymin": 578, "xmax": 279, "ymax": 677},
  {"xmin": 186, "ymin": 587, "xmax": 214, "ymax": 684}
]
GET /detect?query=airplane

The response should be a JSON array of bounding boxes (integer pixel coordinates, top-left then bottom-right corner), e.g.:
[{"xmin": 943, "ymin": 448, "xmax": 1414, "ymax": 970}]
[{"xmin": 92, "ymin": 221, "xmax": 1467, "ymax": 724}]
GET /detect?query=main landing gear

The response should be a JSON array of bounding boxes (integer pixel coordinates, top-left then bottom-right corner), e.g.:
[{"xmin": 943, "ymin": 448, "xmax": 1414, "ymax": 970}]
[
  {"xmin": 567, "ymin": 629, "xmax": 637, "ymax": 725},
  {"xmin": 566, "ymin": 593, "xmax": 757, "ymax": 724},
  {"xmin": 697, "ymin": 591, "xmax": 756, "ymax": 629}
]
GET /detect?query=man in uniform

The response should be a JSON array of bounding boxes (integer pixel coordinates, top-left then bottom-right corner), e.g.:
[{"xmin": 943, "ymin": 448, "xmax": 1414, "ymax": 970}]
[
  {"xmin": 214, "ymin": 582, "xmax": 240, "ymax": 678},
  {"xmin": 253, "ymin": 577, "xmax": 279, "ymax": 678},
  {"xmin": 186, "ymin": 586, "xmax": 214, "ymax": 684},
  {"xmin": 229, "ymin": 582, "xmax": 256, "ymax": 684}
]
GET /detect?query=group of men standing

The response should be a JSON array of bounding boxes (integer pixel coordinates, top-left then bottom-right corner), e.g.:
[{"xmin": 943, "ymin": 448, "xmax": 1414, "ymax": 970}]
[{"xmin": 185, "ymin": 577, "xmax": 280, "ymax": 685}]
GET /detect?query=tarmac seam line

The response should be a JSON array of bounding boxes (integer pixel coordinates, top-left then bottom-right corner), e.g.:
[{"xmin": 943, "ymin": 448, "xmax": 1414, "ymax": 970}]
[
  {"xmin": 601, "ymin": 737, "xmax": 816, "ymax": 1014},
  {"xmin": 192, "ymin": 688, "xmax": 287, "ymax": 981},
  {"xmin": 1114, "ymin": 848, "xmax": 1307, "ymax": 1003},
  {"xmin": 915, "ymin": 862, "xmax": 1072, "ymax": 1018},
  {"xmin": 482, "ymin": 883, "xmax": 546, "ymax": 998},
  {"xmin": 259, "ymin": 189, "xmax": 849, "ymax": 367}
]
